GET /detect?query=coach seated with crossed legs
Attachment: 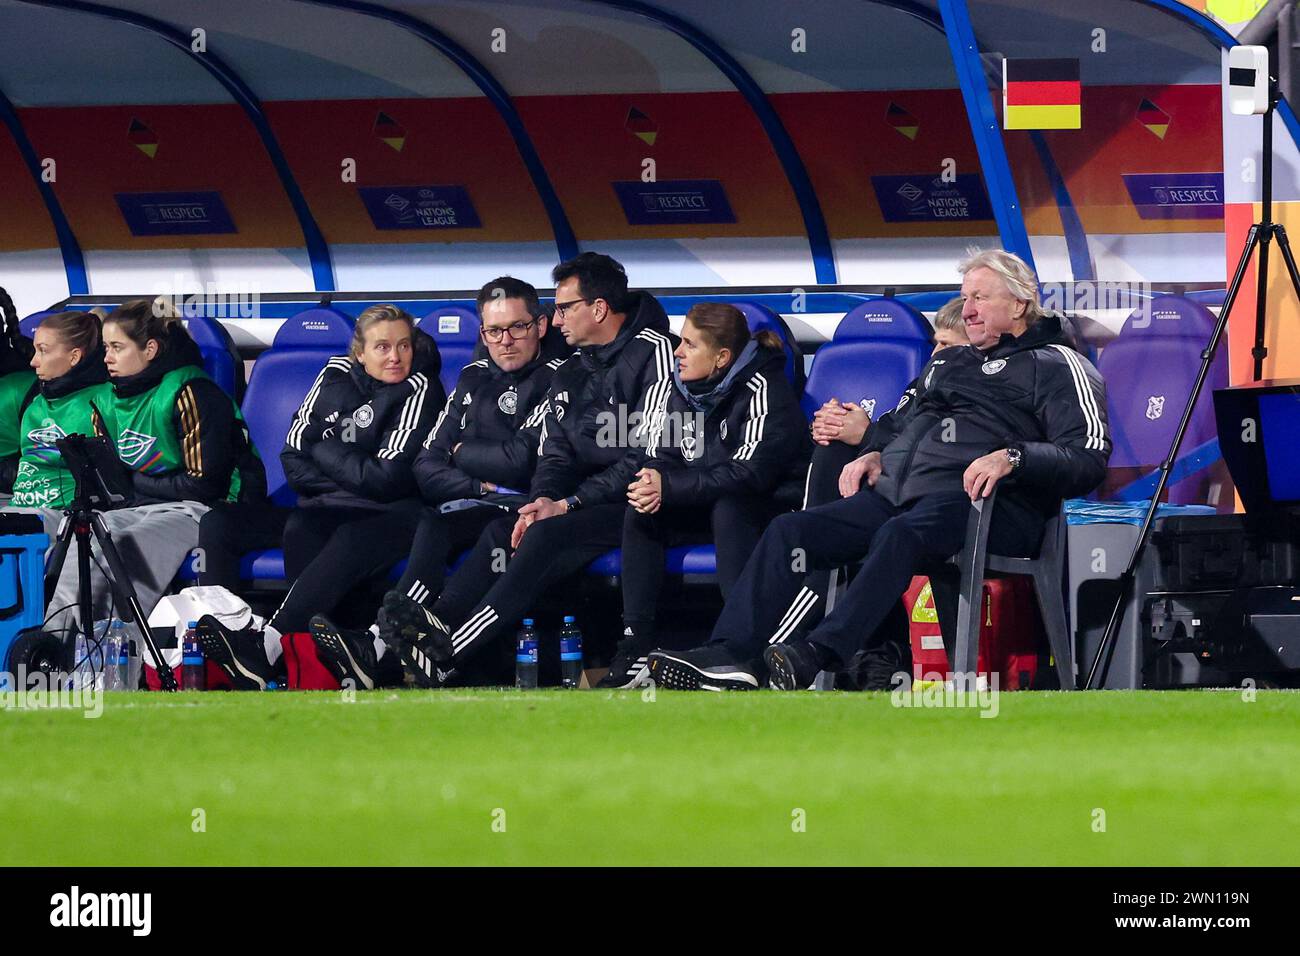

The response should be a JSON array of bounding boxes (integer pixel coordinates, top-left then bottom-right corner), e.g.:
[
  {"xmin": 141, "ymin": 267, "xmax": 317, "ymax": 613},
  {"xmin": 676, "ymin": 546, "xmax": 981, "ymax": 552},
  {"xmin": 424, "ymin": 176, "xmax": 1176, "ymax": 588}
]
[{"xmin": 647, "ymin": 249, "xmax": 1113, "ymax": 691}]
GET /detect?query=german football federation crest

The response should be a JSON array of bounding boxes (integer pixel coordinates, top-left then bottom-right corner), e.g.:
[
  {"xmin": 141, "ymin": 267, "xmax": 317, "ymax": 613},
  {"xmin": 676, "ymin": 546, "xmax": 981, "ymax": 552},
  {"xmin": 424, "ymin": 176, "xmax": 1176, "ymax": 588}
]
[
  {"xmin": 681, "ymin": 418, "xmax": 698, "ymax": 460},
  {"xmin": 981, "ymin": 359, "xmax": 1007, "ymax": 375},
  {"xmin": 352, "ymin": 404, "xmax": 375, "ymax": 428},
  {"xmin": 719, "ymin": 419, "xmax": 727, "ymax": 441},
  {"xmin": 1146, "ymin": 395, "xmax": 1165, "ymax": 421},
  {"xmin": 117, "ymin": 429, "xmax": 159, "ymax": 468},
  {"xmin": 498, "ymin": 389, "xmax": 518, "ymax": 415}
]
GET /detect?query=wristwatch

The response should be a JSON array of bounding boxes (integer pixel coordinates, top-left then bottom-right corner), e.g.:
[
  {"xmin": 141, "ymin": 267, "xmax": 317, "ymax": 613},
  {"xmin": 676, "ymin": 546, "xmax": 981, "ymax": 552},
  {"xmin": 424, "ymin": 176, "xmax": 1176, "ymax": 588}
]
[
  {"xmin": 1005, "ymin": 445, "xmax": 1023, "ymax": 470},
  {"xmin": 563, "ymin": 495, "xmax": 583, "ymax": 513}
]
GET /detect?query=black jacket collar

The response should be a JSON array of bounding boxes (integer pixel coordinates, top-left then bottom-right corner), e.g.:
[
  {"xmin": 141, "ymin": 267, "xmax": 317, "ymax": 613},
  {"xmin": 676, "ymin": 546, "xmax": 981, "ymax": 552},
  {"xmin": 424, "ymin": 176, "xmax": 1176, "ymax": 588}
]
[
  {"xmin": 579, "ymin": 291, "xmax": 671, "ymax": 369},
  {"xmin": 40, "ymin": 345, "xmax": 109, "ymax": 400}
]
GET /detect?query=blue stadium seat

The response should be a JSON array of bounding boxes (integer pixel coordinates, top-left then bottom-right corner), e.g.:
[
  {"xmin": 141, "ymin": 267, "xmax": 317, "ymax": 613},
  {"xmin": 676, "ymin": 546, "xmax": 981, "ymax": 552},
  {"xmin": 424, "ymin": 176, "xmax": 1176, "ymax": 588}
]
[
  {"xmin": 1097, "ymin": 295, "xmax": 1225, "ymax": 504},
  {"xmin": 183, "ymin": 313, "xmax": 245, "ymax": 400},
  {"xmin": 242, "ymin": 307, "xmax": 354, "ymax": 510},
  {"xmin": 586, "ymin": 545, "xmax": 719, "ymax": 577},
  {"xmin": 419, "ymin": 305, "xmax": 480, "ymax": 395},
  {"xmin": 729, "ymin": 300, "xmax": 804, "ymax": 391},
  {"xmin": 801, "ymin": 300, "xmax": 934, "ymax": 419},
  {"xmin": 831, "ymin": 298, "xmax": 934, "ymax": 343}
]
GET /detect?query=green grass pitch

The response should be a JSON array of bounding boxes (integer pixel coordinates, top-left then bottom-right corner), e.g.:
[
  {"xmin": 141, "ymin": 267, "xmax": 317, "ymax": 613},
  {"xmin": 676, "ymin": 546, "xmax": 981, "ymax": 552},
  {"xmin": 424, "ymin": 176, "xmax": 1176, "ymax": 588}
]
[{"xmin": 2, "ymin": 688, "xmax": 1298, "ymax": 866}]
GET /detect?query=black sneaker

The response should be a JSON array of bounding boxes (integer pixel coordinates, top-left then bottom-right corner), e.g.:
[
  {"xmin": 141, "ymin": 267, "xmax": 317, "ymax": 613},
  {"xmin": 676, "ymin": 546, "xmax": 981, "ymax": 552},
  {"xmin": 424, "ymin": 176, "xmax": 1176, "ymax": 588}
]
[
  {"xmin": 195, "ymin": 615, "xmax": 277, "ymax": 691},
  {"xmin": 646, "ymin": 644, "xmax": 760, "ymax": 691},
  {"xmin": 377, "ymin": 591, "xmax": 455, "ymax": 689},
  {"xmin": 764, "ymin": 641, "xmax": 826, "ymax": 691},
  {"xmin": 308, "ymin": 615, "xmax": 387, "ymax": 691},
  {"xmin": 596, "ymin": 627, "xmax": 653, "ymax": 689}
]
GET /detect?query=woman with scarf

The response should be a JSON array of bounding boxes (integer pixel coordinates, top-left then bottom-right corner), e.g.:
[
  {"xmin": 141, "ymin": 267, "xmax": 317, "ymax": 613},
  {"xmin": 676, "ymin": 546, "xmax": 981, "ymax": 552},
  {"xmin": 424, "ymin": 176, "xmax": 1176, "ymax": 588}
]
[
  {"xmin": 600, "ymin": 302, "xmax": 810, "ymax": 688},
  {"xmin": 28, "ymin": 300, "xmax": 264, "ymax": 635}
]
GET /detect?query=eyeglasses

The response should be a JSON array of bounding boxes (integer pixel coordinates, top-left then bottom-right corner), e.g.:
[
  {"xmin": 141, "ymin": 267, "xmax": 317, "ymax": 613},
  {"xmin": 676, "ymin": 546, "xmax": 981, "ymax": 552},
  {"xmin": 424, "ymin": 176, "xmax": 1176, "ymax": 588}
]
[
  {"xmin": 552, "ymin": 297, "xmax": 593, "ymax": 319},
  {"xmin": 480, "ymin": 318, "xmax": 540, "ymax": 342}
]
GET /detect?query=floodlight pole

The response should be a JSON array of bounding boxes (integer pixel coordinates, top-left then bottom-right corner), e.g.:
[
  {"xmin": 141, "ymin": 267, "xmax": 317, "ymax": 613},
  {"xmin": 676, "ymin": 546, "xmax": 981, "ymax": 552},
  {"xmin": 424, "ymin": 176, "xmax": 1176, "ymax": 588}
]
[{"xmin": 1083, "ymin": 75, "xmax": 1300, "ymax": 689}]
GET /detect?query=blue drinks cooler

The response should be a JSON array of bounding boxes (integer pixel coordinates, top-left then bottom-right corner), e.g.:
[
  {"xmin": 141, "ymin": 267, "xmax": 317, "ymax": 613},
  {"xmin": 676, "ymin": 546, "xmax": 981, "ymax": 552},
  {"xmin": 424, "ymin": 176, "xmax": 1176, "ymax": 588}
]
[{"xmin": 0, "ymin": 532, "xmax": 50, "ymax": 671}]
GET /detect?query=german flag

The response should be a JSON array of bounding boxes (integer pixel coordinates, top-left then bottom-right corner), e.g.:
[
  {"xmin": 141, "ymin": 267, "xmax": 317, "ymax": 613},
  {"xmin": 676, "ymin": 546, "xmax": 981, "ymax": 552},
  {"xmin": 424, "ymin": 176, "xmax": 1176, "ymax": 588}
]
[
  {"xmin": 1136, "ymin": 98, "xmax": 1170, "ymax": 139},
  {"xmin": 885, "ymin": 102, "xmax": 919, "ymax": 141},
  {"xmin": 128, "ymin": 117, "xmax": 158, "ymax": 159},
  {"xmin": 625, "ymin": 106, "xmax": 658, "ymax": 146},
  {"xmin": 374, "ymin": 111, "xmax": 406, "ymax": 152},
  {"xmin": 1003, "ymin": 58, "xmax": 1081, "ymax": 130}
]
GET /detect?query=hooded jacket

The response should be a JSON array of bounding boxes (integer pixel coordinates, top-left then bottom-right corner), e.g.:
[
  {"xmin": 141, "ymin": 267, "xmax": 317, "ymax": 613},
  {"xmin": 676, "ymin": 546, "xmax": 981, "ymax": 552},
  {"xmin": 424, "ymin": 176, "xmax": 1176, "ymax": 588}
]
[
  {"xmin": 864, "ymin": 312, "xmax": 1110, "ymax": 533},
  {"xmin": 529, "ymin": 291, "xmax": 677, "ymax": 507},
  {"xmin": 0, "ymin": 338, "xmax": 37, "ymax": 494},
  {"xmin": 644, "ymin": 342, "xmax": 811, "ymax": 506},
  {"xmin": 280, "ymin": 328, "xmax": 444, "ymax": 509},
  {"xmin": 107, "ymin": 323, "xmax": 267, "ymax": 506},
  {"xmin": 414, "ymin": 329, "xmax": 570, "ymax": 508},
  {"xmin": 9, "ymin": 345, "xmax": 113, "ymax": 509}
]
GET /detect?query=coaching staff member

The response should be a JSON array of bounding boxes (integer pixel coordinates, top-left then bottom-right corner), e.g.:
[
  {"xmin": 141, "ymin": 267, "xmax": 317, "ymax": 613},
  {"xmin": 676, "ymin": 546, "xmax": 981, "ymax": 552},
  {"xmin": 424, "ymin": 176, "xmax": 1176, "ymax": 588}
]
[{"xmin": 647, "ymin": 249, "xmax": 1112, "ymax": 690}]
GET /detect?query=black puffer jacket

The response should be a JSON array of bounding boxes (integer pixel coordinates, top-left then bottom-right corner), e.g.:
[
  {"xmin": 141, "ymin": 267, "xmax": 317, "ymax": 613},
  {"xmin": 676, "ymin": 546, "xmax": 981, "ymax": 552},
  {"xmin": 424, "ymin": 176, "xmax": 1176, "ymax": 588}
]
[
  {"xmin": 645, "ymin": 342, "xmax": 811, "ymax": 506},
  {"xmin": 280, "ymin": 329, "xmax": 444, "ymax": 509},
  {"xmin": 530, "ymin": 292, "xmax": 677, "ymax": 506},
  {"xmin": 865, "ymin": 312, "xmax": 1110, "ymax": 533},
  {"xmin": 414, "ymin": 330, "xmax": 571, "ymax": 507}
]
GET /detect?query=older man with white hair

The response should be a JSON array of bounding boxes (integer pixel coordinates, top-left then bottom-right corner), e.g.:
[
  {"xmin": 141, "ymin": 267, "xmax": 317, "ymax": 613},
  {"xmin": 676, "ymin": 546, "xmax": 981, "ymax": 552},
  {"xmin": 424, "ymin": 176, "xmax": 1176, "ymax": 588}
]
[{"xmin": 648, "ymin": 249, "xmax": 1112, "ymax": 691}]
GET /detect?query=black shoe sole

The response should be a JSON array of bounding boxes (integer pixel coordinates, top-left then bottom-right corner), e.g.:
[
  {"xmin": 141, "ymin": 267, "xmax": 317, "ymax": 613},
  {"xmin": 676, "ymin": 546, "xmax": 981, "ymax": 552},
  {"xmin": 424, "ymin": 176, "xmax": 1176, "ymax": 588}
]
[
  {"xmin": 647, "ymin": 652, "xmax": 758, "ymax": 692},
  {"xmin": 308, "ymin": 619, "xmax": 376, "ymax": 691},
  {"xmin": 764, "ymin": 645, "xmax": 808, "ymax": 692},
  {"xmin": 195, "ymin": 626, "xmax": 269, "ymax": 691},
  {"xmin": 381, "ymin": 595, "xmax": 454, "ymax": 662}
]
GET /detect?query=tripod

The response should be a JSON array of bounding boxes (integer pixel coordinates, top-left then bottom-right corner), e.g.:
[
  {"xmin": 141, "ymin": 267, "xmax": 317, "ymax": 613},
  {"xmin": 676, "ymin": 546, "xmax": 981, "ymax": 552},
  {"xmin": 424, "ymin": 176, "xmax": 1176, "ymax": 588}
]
[
  {"xmin": 43, "ymin": 441, "xmax": 177, "ymax": 692},
  {"xmin": 1084, "ymin": 78, "xmax": 1300, "ymax": 689}
]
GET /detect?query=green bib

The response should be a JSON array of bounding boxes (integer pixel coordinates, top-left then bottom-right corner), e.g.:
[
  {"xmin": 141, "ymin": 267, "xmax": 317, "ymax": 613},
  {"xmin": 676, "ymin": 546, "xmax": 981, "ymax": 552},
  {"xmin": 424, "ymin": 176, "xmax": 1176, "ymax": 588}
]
[
  {"xmin": 0, "ymin": 369, "xmax": 36, "ymax": 461},
  {"xmin": 108, "ymin": 365, "xmax": 246, "ymax": 502},
  {"xmin": 10, "ymin": 379, "xmax": 115, "ymax": 509}
]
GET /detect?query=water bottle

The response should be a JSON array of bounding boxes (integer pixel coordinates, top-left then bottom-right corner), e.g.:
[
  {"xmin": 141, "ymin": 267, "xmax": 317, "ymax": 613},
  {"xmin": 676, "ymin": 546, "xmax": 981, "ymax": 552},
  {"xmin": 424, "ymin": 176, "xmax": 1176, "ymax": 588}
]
[
  {"xmin": 101, "ymin": 620, "xmax": 124, "ymax": 691},
  {"xmin": 124, "ymin": 630, "xmax": 142, "ymax": 691},
  {"xmin": 515, "ymin": 618, "xmax": 539, "ymax": 689},
  {"xmin": 559, "ymin": 615, "xmax": 584, "ymax": 688},
  {"xmin": 71, "ymin": 622, "xmax": 107, "ymax": 691},
  {"xmin": 182, "ymin": 621, "xmax": 206, "ymax": 691}
]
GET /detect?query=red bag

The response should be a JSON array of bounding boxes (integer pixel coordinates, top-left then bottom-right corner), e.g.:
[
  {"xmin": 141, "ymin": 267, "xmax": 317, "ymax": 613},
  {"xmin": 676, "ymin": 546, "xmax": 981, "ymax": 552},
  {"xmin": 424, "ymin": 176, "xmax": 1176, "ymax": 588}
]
[
  {"xmin": 143, "ymin": 651, "xmax": 231, "ymax": 691},
  {"xmin": 281, "ymin": 632, "xmax": 340, "ymax": 690},
  {"xmin": 905, "ymin": 575, "xmax": 1042, "ymax": 690}
]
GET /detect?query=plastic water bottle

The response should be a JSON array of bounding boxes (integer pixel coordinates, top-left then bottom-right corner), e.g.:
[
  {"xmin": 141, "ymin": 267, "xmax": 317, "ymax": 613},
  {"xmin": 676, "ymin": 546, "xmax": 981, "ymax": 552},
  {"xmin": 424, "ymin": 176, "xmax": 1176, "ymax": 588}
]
[
  {"xmin": 182, "ymin": 621, "xmax": 206, "ymax": 691},
  {"xmin": 515, "ymin": 618, "xmax": 539, "ymax": 689},
  {"xmin": 124, "ymin": 629, "xmax": 142, "ymax": 691},
  {"xmin": 559, "ymin": 615, "xmax": 584, "ymax": 688},
  {"xmin": 101, "ymin": 619, "xmax": 124, "ymax": 691},
  {"xmin": 71, "ymin": 622, "xmax": 107, "ymax": 691}
]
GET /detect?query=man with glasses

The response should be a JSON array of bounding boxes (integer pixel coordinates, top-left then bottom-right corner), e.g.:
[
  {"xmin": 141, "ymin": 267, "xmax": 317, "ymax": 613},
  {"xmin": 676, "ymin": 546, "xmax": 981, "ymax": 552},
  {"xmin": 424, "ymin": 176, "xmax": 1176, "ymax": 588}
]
[
  {"xmin": 309, "ymin": 276, "xmax": 570, "ymax": 688},
  {"xmin": 380, "ymin": 252, "xmax": 677, "ymax": 688}
]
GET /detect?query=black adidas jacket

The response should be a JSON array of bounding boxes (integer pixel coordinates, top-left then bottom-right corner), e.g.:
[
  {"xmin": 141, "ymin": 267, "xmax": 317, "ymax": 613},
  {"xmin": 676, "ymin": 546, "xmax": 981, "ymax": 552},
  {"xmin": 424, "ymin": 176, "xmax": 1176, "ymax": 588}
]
[
  {"xmin": 414, "ymin": 331, "xmax": 571, "ymax": 507},
  {"xmin": 530, "ymin": 292, "xmax": 677, "ymax": 507},
  {"xmin": 280, "ymin": 330, "xmax": 444, "ymax": 509},
  {"xmin": 644, "ymin": 343, "xmax": 811, "ymax": 506},
  {"xmin": 111, "ymin": 324, "xmax": 267, "ymax": 506},
  {"xmin": 864, "ymin": 312, "xmax": 1110, "ymax": 529}
]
